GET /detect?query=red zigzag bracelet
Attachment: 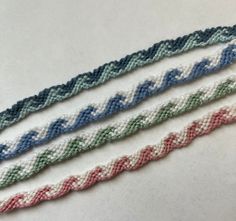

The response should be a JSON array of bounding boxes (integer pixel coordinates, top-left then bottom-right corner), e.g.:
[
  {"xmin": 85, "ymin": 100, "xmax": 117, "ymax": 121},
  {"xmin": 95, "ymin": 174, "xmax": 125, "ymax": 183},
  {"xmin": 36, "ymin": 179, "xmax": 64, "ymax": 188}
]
[{"xmin": 0, "ymin": 104, "xmax": 235, "ymax": 213}]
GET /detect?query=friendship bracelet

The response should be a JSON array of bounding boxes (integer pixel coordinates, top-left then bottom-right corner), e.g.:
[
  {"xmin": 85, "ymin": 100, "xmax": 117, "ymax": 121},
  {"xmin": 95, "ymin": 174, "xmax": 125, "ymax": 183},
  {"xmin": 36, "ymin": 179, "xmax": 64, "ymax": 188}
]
[
  {"xmin": 1, "ymin": 40, "xmax": 236, "ymax": 161},
  {"xmin": 0, "ymin": 105, "xmax": 235, "ymax": 213},
  {"xmin": 0, "ymin": 76, "xmax": 235, "ymax": 189},
  {"xmin": 1, "ymin": 25, "xmax": 236, "ymax": 131}
]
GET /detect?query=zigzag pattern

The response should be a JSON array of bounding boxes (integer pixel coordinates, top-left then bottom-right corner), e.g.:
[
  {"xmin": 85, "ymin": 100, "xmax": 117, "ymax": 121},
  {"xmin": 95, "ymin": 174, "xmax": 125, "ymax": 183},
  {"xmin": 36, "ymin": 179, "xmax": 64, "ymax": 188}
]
[
  {"xmin": 1, "ymin": 25, "xmax": 236, "ymax": 131},
  {"xmin": 0, "ymin": 105, "xmax": 235, "ymax": 213},
  {"xmin": 0, "ymin": 76, "xmax": 235, "ymax": 189},
  {"xmin": 1, "ymin": 40, "xmax": 236, "ymax": 161}
]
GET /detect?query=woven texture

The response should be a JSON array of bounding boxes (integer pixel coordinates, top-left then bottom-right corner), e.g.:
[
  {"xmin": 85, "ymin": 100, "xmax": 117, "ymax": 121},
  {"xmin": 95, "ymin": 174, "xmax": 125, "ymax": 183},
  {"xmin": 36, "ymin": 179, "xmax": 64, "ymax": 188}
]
[
  {"xmin": 0, "ymin": 105, "xmax": 235, "ymax": 213},
  {"xmin": 1, "ymin": 40, "xmax": 236, "ymax": 161},
  {"xmin": 0, "ymin": 76, "xmax": 235, "ymax": 189},
  {"xmin": 1, "ymin": 25, "xmax": 236, "ymax": 131}
]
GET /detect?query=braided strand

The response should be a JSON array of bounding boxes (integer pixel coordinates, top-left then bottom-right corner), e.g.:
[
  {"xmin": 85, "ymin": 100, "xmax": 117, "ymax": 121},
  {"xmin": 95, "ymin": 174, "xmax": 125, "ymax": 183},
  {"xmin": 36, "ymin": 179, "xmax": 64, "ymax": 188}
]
[
  {"xmin": 0, "ymin": 105, "xmax": 235, "ymax": 213},
  {"xmin": 1, "ymin": 25, "xmax": 236, "ymax": 131},
  {"xmin": 1, "ymin": 40, "xmax": 236, "ymax": 161},
  {"xmin": 0, "ymin": 76, "xmax": 235, "ymax": 189}
]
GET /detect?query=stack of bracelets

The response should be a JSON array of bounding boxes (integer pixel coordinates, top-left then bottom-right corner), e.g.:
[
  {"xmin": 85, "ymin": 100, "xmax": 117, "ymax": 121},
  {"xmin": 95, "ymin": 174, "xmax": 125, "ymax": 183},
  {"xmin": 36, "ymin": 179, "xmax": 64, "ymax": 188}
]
[{"xmin": 0, "ymin": 24, "xmax": 236, "ymax": 213}]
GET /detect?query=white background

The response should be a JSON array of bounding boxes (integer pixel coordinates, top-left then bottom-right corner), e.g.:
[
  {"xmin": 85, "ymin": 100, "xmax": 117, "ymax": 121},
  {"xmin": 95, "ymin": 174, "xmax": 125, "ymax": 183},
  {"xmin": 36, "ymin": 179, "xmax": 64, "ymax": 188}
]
[{"xmin": 0, "ymin": 0, "xmax": 236, "ymax": 220}]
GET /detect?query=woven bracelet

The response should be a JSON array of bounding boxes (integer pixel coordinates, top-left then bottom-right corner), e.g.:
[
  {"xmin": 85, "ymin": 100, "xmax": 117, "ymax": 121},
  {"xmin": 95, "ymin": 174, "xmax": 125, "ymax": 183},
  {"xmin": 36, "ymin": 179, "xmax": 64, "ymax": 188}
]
[
  {"xmin": 0, "ymin": 104, "xmax": 235, "ymax": 213},
  {"xmin": 1, "ymin": 39, "xmax": 236, "ymax": 161},
  {"xmin": 1, "ymin": 25, "xmax": 236, "ymax": 131},
  {"xmin": 0, "ymin": 76, "xmax": 235, "ymax": 189}
]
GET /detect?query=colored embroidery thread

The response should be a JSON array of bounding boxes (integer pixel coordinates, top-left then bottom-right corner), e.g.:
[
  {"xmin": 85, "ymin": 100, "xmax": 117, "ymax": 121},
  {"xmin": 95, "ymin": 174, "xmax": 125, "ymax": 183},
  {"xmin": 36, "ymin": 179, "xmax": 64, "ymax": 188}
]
[
  {"xmin": 1, "ymin": 40, "xmax": 236, "ymax": 161},
  {"xmin": 0, "ymin": 76, "xmax": 235, "ymax": 189},
  {"xmin": 1, "ymin": 25, "xmax": 236, "ymax": 131},
  {"xmin": 0, "ymin": 105, "xmax": 235, "ymax": 213}
]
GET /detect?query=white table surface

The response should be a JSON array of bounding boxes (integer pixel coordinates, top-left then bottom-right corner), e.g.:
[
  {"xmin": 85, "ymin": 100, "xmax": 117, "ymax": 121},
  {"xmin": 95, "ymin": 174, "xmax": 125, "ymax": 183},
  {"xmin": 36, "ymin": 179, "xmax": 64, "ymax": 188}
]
[{"xmin": 0, "ymin": 0, "xmax": 236, "ymax": 220}]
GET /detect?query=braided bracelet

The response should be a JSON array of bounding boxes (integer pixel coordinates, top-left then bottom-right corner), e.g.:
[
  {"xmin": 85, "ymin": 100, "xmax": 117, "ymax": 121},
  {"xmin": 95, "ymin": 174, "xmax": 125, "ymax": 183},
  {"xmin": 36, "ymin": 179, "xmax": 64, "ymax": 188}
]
[
  {"xmin": 1, "ymin": 40, "xmax": 236, "ymax": 162},
  {"xmin": 0, "ymin": 105, "xmax": 235, "ymax": 213},
  {"xmin": 1, "ymin": 25, "xmax": 236, "ymax": 131},
  {"xmin": 0, "ymin": 76, "xmax": 235, "ymax": 189}
]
